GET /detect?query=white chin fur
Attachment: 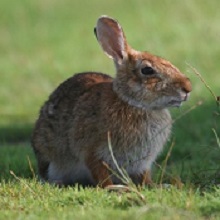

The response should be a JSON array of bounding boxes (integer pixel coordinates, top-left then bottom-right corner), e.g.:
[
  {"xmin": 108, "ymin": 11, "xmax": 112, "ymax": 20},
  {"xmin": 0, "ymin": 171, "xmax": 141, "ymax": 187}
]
[
  {"xmin": 113, "ymin": 81, "xmax": 186, "ymax": 110},
  {"xmin": 117, "ymin": 92, "xmax": 184, "ymax": 110}
]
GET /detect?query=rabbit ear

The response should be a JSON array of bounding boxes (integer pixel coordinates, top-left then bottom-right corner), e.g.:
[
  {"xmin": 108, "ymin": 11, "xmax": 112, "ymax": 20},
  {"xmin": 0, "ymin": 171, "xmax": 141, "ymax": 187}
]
[{"xmin": 95, "ymin": 16, "xmax": 128, "ymax": 64}]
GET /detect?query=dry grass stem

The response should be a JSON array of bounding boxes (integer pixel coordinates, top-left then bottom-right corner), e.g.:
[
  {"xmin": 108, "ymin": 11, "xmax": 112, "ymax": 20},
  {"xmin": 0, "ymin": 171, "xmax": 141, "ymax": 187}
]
[
  {"xmin": 107, "ymin": 131, "xmax": 130, "ymax": 184},
  {"xmin": 27, "ymin": 156, "xmax": 36, "ymax": 178},
  {"xmin": 212, "ymin": 129, "xmax": 220, "ymax": 148},
  {"xmin": 187, "ymin": 63, "xmax": 218, "ymax": 105},
  {"xmin": 10, "ymin": 170, "xmax": 37, "ymax": 196},
  {"xmin": 159, "ymin": 141, "xmax": 175, "ymax": 185}
]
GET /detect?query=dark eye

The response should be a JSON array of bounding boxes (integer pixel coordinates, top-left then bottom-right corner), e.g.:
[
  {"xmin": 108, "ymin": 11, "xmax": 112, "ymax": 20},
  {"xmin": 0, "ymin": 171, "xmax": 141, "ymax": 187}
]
[{"xmin": 141, "ymin": 66, "xmax": 155, "ymax": 75}]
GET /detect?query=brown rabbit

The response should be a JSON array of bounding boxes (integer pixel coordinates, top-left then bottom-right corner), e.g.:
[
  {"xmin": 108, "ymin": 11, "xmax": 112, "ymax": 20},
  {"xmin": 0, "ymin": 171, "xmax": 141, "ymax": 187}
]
[{"xmin": 32, "ymin": 16, "xmax": 192, "ymax": 187}]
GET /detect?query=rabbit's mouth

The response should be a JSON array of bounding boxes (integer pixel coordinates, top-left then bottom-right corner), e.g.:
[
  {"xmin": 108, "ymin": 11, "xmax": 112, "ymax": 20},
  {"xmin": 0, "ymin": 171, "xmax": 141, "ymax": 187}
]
[
  {"xmin": 168, "ymin": 100, "xmax": 183, "ymax": 107},
  {"xmin": 168, "ymin": 92, "xmax": 190, "ymax": 107}
]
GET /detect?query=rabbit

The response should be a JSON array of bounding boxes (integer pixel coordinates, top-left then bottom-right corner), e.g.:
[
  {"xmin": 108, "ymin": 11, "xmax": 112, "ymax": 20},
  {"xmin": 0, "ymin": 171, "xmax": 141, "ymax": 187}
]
[{"xmin": 31, "ymin": 15, "xmax": 192, "ymax": 188}]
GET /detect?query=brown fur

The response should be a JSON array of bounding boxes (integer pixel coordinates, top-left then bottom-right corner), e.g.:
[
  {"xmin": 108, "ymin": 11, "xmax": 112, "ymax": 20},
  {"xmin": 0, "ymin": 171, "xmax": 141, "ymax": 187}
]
[{"xmin": 32, "ymin": 16, "xmax": 192, "ymax": 187}]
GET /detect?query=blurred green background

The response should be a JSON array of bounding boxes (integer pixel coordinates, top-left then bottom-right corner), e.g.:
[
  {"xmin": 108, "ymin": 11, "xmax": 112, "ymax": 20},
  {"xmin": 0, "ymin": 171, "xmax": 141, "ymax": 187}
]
[{"xmin": 0, "ymin": 0, "xmax": 219, "ymax": 183}]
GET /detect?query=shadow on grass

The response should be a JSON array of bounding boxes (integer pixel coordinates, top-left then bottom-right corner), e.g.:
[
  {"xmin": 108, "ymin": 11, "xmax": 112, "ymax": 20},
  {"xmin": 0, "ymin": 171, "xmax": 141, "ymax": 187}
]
[
  {"xmin": 0, "ymin": 123, "xmax": 33, "ymax": 144},
  {"xmin": 0, "ymin": 122, "xmax": 36, "ymax": 181},
  {"xmin": 0, "ymin": 100, "xmax": 219, "ymax": 186}
]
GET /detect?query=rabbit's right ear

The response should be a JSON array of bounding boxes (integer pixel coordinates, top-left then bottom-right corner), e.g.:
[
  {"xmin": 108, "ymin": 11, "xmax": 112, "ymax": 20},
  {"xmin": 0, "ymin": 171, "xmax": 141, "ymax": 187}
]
[{"xmin": 95, "ymin": 16, "xmax": 128, "ymax": 64}]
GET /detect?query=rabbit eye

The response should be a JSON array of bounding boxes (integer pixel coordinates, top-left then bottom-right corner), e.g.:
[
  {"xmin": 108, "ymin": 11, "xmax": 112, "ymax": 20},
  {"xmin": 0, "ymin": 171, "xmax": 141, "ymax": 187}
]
[{"xmin": 141, "ymin": 66, "xmax": 155, "ymax": 75}]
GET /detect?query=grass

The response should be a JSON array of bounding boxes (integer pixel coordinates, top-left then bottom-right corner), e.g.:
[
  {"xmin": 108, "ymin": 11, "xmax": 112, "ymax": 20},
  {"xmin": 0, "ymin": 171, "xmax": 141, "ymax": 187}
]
[
  {"xmin": 0, "ymin": 0, "xmax": 220, "ymax": 219},
  {"xmin": 1, "ymin": 180, "xmax": 220, "ymax": 220}
]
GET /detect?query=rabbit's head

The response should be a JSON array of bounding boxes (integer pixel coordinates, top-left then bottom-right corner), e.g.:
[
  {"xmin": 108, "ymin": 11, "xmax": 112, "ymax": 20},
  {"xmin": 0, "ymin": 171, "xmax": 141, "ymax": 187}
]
[{"xmin": 94, "ymin": 16, "xmax": 192, "ymax": 110}]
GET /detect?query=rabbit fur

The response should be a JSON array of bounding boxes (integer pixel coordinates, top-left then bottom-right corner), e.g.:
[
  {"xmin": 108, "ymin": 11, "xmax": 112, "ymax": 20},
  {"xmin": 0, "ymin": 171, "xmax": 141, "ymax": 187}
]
[{"xmin": 32, "ymin": 16, "xmax": 192, "ymax": 187}]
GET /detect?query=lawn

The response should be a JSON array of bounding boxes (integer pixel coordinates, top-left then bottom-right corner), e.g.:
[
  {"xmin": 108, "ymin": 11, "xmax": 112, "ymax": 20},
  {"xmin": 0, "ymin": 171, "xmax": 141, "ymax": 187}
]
[{"xmin": 0, "ymin": 0, "xmax": 220, "ymax": 219}]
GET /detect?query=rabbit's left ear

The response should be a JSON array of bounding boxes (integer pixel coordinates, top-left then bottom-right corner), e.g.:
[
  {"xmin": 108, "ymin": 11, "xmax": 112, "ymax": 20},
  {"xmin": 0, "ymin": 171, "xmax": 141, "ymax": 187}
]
[{"xmin": 95, "ymin": 16, "xmax": 128, "ymax": 64}]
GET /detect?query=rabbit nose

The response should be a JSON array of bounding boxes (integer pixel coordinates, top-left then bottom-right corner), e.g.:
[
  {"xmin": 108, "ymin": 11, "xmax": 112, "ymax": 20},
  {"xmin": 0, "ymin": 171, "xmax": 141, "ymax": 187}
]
[{"xmin": 181, "ymin": 77, "xmax": 192, "ymax": 94}]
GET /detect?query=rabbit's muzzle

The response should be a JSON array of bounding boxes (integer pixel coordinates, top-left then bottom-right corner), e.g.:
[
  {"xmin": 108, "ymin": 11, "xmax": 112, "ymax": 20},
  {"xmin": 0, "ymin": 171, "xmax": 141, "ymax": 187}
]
[
  {"xmin": 180, "ymin": 77, "xmax": 192, "ymax": 102},
  {"xmin": 174, "ymin": 77, "xmax": 192, "ymax": 97},
  {"xmin": 167, "ymin": 77, "xmax": 192, "ymax": 107},
  {"xmin": 181, "ymin": 77, "xmax": 192, "ymax": 94}
]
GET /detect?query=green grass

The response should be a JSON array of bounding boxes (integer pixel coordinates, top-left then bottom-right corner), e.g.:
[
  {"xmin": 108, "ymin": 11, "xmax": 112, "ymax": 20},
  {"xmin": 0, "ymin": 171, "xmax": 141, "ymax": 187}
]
[
  {"xmin": 1, "ymin": 180, "xmax": 220, "ymax": 220},
  {"xmin": 0, "ymin": 0, "xmax": 220, "ymax": 219}
]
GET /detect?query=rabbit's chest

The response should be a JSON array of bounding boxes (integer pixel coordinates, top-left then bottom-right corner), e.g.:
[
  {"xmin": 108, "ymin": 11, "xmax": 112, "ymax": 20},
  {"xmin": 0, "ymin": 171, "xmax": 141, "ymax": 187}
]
[{"xmin": 102, "ymin": 109, "xmax": 172, "ymax": 174}]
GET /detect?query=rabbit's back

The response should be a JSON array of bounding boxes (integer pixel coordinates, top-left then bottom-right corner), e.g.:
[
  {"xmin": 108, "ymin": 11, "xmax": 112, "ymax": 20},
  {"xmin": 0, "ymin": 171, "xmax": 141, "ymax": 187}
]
[{"xmin": 43, "ymin": 72, "xmax": 113, "ymax": 116}]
